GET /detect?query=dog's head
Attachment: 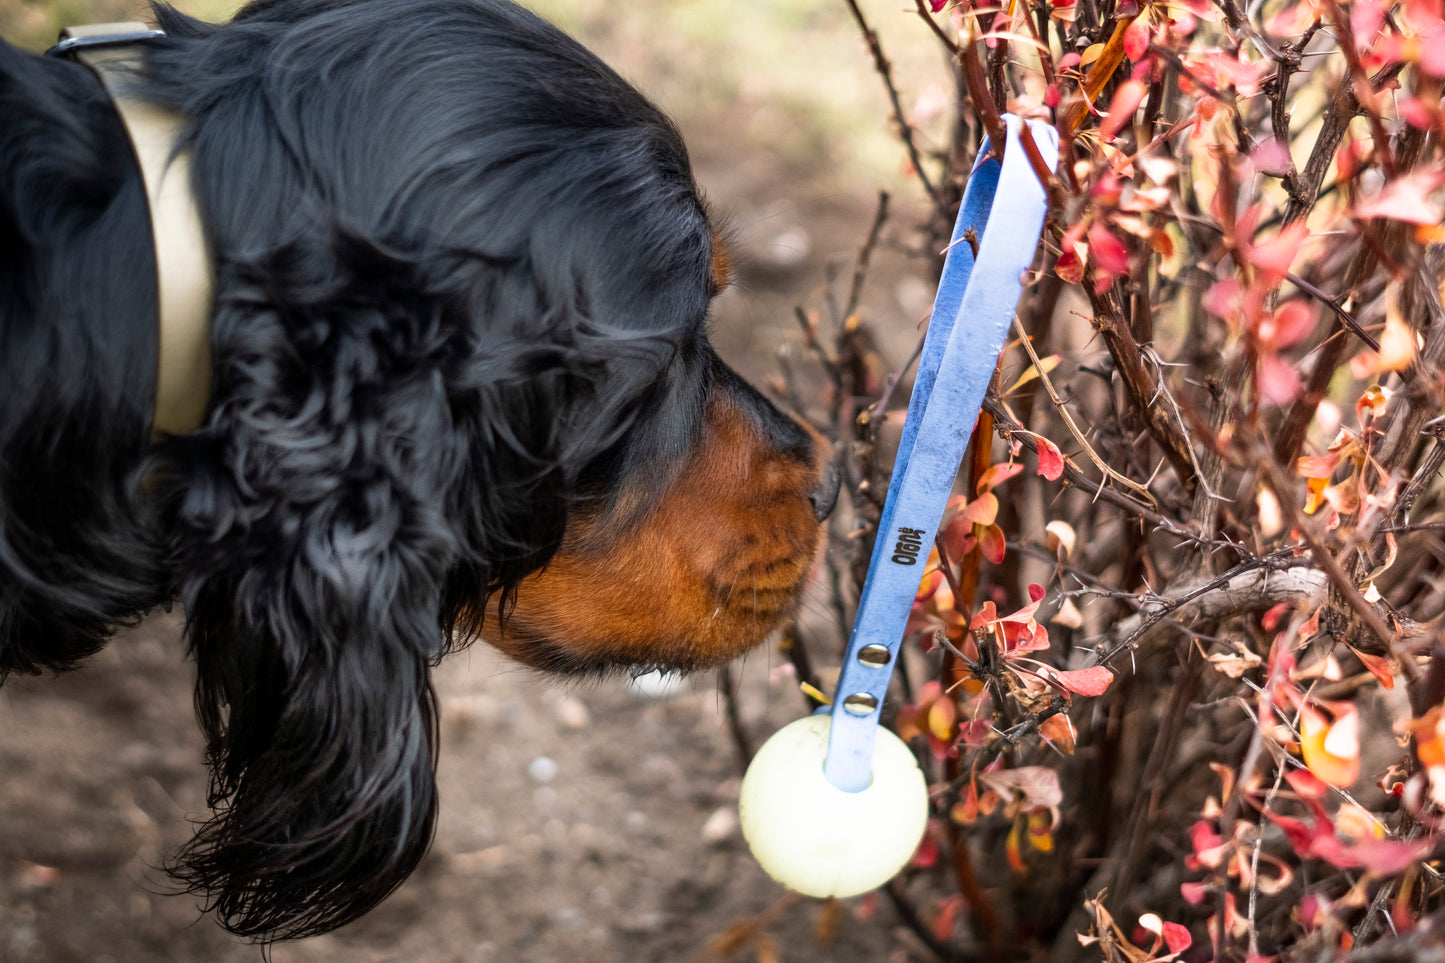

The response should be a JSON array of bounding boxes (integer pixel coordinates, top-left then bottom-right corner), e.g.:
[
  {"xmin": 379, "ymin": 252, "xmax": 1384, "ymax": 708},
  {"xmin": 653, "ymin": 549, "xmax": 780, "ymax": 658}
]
[{"xmin": 122, "ymin": 0, "xmax": 835, "ymax": 941}]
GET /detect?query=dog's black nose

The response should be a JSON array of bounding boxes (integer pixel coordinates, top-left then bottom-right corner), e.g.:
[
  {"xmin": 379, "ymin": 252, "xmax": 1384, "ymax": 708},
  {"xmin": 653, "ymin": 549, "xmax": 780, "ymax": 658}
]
[{"xmin": 810, "ymin": 460, "xmax": 841, "ymax": 522}]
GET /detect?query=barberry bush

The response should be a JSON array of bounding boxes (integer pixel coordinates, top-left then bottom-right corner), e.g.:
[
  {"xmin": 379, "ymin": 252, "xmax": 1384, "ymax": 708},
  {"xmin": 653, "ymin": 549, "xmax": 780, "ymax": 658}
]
[{"xmin": 774, "ymin": 0, "xmax": 1445, "ymax": 959}]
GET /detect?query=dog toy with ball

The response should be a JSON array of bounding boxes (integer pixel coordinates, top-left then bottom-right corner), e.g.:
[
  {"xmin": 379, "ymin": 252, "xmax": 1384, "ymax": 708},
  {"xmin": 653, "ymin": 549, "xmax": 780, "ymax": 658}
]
[{"xmin": 739, "ymin": 116, "xmax": 1058, "ymax": 899}]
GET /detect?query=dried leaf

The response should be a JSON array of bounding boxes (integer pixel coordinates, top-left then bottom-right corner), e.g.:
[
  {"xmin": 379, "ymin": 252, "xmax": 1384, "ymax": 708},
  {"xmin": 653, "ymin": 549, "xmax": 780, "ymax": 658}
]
[
  {"xmin": 1205, "ymin": 645, "xmax": 1263, "ymax": 678},
  {"xmin": 1007, "ymin": 353, "xmax": 1062, "ymax": 395},
  {"xmin": 1052, "ymin": 597, "xmax": 1085, "ymax": 629},
  {"xmin": 980, "ymin": 765, "xmax": 1064, "ymax": 810},
  {"xmin": 1257, "ymin": 486, "xmax": 1283, "ymax": 537},
  {"xmin": 1045, "ymin": 520, "xmax": 1077, "ymax": 558}
]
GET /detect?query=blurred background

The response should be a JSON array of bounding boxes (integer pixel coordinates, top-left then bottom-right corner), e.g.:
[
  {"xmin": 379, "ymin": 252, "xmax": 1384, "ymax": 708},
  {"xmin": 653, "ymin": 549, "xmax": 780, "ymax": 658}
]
[{"xmin": 0, "ymin": 0, "xmax": 945, "ymax": 959}]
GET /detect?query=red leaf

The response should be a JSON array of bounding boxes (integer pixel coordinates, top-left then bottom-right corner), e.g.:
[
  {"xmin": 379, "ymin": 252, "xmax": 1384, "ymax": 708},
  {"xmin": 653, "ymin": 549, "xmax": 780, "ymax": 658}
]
[
  {"xmin": 1250, "ymin": 137, "xmax": 1294, "ymax": 176},
  {"xmin": 911, "ymin": 833, "xmax": 940, "ymax": 868},
  {"xmin": 980, "ymin": 524, "xmax": 1007, "ymax": 564},
  {"xmin": 1099, "ymin": 80, "xmax": 1148, "ymax": 142},
  {"xmin": 1284, "ymin": 769, "xmax": 1329, "ymax": 804},
  {"xmin": 940, "ymin": 511, "xmax": 976, "ymax": 561},
  {"xmin": 1351, "ymin": 169, "xmax": 1445, "ymax": 225},
  {"xmin": 1346, "ymin": 644, "xmax": 1395, "ymax": 690},
  {"xmin": 1257, "ymin": 353, "xmax": 1301, "ymax": 406},
  {"xmin": 1180, "ymin": 880, "xmax": 1209, "ymax": 904},
  {"xmin": 1186, "ymin": 819, "xmax": 1225, "ymax": 870},
  {"xmin": 1001, "ymin": 584, "xmax": 1047, "ymax": 623},
  {"xmin": 1055, "ymin": 241, "xmax": 1085, "ymax": 284},
  {"xmin": 1161, "ymin": 921, "xmax": 1192, "ymax": 953},
  {"xmin": 1088, "ymin": 224, "xmax": 1130, "ymax": 274},
  {"xmin": 1344, "ymin": 835, "xmax": 1434, "ymax": 876},
  {"xmin": 933, "ymin": 896, "xmax": 961, "ymax": 943},
  {"xmin": 1296, "ymin": 452, "xmax": 1341, "ymax": 479},
  {"xmin": 1350, "ymin": 0, "xmax": 1386, "ymax": 48},
  {"xmin": 1036, "ymin": 437, "xmax": 1065, "ymax": 480},
  {"xmin": 1053, "ymin": 665, "xmax": 1114, "ymax": 696},
  {"xmin": 1266, "ymin": 300, "xmax": 1317, "ymax": 349},
  {"xmin": 1009, "ymin": 623, "xmax": 1051, "ymax": 654},
  {"xmin": 1246, "ymin": 220, "xmax": 1309, "ymax": 282},
  {"xmin": 1201, "ymin": 51, "xmax": 1272, "ymax": 94},
  {"xmin": 1261, "ymin": 601, "xmax": 1291, "ymax": 630},
  {"xmin": 1122, "ymin": 16, "xmax": 1151, "ymax": 60}
]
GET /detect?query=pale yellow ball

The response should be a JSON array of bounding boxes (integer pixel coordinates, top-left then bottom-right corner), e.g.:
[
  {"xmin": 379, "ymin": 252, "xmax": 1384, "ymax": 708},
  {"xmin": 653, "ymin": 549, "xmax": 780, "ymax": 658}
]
[{"xmin": 739, "ymin": 714, "xmax": 929, "ymax": 898}]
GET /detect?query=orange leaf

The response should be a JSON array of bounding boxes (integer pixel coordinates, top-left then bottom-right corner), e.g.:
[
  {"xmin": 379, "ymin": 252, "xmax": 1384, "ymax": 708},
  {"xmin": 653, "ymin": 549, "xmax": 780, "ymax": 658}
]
[
  {"xmin": 1038, "ymin": 713, "xmax": 1077, "ymax": 753},
  {"xmin": 952, "ymin": 780, "xmax": 982, "ymax": 824},
  {"xmin": 926, "ymin": 695, "xmax": 958, "ymax": 742},
  {"xmin": 1299, "ymin": 703, "xmax": 1360, "ymax": 787},
  {"xmin": 1006, "ymin": 819, "xmax": 1027, "ymax": 873},
  {"xmin": 1304, "ymin": 475, "xmax": 1330, "ymax": 515},
  {"xmin": 914, "ymin": 567, "xmax": 944, "ymax": 603},
  {"xmin": 977, "ymin": 461, "xmax": 1024, "ymax": 494},
  {"xmin": 958, "ymin": 491, "xmax": 1000, "ymax": 526}
]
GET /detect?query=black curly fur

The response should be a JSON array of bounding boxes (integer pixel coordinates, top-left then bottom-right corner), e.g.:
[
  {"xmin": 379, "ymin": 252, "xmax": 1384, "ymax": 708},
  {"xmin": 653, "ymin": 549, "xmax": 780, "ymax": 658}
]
[{"xmin": 0, "ymin": 0, "xmax": 814, "ymax": 943}]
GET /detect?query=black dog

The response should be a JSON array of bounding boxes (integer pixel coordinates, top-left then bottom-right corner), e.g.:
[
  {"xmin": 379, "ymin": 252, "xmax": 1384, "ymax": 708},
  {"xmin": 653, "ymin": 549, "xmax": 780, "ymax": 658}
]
[{"xmin": 0, "ymin": 0, "xmax": 837, "ymax": 942}]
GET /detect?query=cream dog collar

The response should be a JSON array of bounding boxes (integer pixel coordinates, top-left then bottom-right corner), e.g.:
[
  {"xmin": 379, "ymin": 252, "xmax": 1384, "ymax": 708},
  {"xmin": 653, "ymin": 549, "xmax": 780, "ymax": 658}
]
[{"xmin": 54, "ymin": 23, "xmax": 213, "ymax": 437}]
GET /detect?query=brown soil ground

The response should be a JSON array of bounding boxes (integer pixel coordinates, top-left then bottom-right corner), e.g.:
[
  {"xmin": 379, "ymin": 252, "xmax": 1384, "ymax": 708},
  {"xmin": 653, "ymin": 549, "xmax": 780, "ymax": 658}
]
[{"xmin": 1, "ymin": 2, "xmax": 944, "ymax": 960}]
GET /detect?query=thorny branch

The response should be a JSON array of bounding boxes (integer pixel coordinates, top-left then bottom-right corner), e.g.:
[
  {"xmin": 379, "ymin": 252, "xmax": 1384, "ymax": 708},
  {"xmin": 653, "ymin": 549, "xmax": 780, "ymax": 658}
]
[{"xmin": 748, "ymin": 0, "xmax": 1445, "ymax": 958}]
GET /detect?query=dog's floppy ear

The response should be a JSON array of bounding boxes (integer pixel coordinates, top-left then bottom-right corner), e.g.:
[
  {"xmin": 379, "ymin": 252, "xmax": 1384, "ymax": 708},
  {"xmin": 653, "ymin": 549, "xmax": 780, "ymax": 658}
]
[{"xmin": 154, "ymin": 234, "xmax": 567, "ymax": 940}]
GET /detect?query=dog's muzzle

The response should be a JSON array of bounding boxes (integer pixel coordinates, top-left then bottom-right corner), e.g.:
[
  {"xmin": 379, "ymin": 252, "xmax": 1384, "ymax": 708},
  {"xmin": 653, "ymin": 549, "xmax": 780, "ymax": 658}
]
[{"xmin": 51, "ymin": 24, "xmax": 213, "ymax": 437}]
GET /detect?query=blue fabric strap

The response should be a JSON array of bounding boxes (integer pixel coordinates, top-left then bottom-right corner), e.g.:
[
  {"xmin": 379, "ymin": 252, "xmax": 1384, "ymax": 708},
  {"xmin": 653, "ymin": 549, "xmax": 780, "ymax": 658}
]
[{"xmin": 823, "ymin": 116, "xmax": 1058, "ymax": 793}]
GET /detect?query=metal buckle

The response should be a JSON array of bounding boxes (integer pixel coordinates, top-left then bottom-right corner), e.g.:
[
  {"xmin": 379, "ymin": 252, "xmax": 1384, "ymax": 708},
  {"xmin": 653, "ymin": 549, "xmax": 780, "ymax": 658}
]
[{"xmin": 47, "ymin": 25, "xmax": 166, "ymax": 59}]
